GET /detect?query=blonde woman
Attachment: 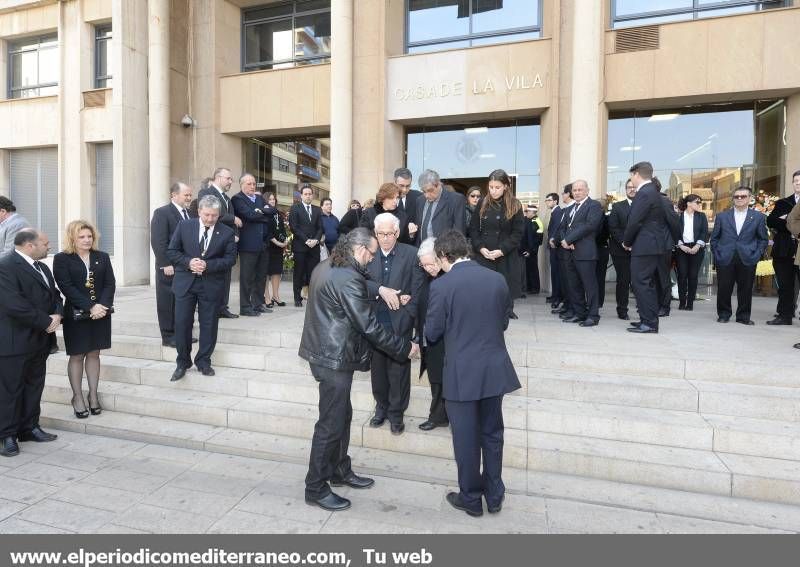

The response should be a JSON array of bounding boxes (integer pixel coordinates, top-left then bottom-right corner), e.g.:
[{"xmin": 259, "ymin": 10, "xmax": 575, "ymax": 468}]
[{"xmin": 53, "ymin": 221, "xmax": 115, "ymax": 418}]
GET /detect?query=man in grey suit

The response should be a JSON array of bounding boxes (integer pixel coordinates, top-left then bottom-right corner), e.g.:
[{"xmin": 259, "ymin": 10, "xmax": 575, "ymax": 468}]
[
  {"xmin": 0, "ymin": 197, "xmax": 31, "ymax": 257},
  {"xmin": 416, "ymin": 169, "xmax": 466, "ymax": 243}
]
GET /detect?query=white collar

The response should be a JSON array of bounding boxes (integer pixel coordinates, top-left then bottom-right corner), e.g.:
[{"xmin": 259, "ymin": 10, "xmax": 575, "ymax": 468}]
[
  {"xmin": 14, "ymin": 249, "xmax": 35, "ymax": 266},
  {"xmin": 636, "ymin": 180, "xmax": 649, "ymax": 191}
]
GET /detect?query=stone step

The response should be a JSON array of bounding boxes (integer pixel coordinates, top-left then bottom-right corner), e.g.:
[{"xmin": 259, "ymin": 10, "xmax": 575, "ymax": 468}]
[{"xmin": 693, "ymin": 380, "xmax": 800, "ymax": 422}]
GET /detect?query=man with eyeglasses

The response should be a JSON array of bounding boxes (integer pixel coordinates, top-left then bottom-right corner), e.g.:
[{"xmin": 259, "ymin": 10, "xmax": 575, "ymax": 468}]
[
  {"xmin": 710, "ymin": 186, "xmax": 769, "ymax": 325},
  {"xmin": 364, "ymin": 213, "xmax": 425, "ymax": 435},
  {"xmin": 543, "ymin": 192, "xmax": 563, "ymax": 306},
  {"xmin": 299, "ymin": 228, "xmax": 419, "ymax": 512}
]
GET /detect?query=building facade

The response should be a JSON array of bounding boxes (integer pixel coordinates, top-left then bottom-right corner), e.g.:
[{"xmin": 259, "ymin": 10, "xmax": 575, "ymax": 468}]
[{"xmin": 1, "ymin": 0, "xmax": 799, "ymax": 284}]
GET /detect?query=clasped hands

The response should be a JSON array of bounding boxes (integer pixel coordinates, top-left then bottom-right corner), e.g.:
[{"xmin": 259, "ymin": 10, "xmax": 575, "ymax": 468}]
[
  {"xmin": 560, "ymin": 240, "xmax": 575, "ymax": 250},
  {"xmin": 89, "ymin": 304, "xmax": 109, "ymax": 320},
  {"xmin": 189, "ymin": 257, "xmax": 207, "ymax": 275},
  {"xmin": 480, "ymin": 248, "xmax": 504, "ymax": 261},
  {"xmin": 46, "ymin": 314, "xmax": 62, "ymax": 333},
  {"xmin": 379, "ymin": 286, "xmax": 410, "ymax": 311},
  {"xmin": 679, "ymin": 244, "xmax": 701, "ymax": 255},
  {"xmin": 305, "ymin": 239, "xmax": 319, "ymax": 248}
]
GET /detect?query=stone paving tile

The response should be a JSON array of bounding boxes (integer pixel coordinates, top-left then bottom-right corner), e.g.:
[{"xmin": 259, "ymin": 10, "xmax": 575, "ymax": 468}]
[
  {"xmin": 34, "ymin": 449, "xmax": 112, "ymax": 472},
  {"xmin": 83, "ymin": 467, "xmax": 172, "ymax": 494},
  {"xmin": 235, "ymin": 486, "xmax": 331, "ymax": 527},
  {"xmin": 143, "ymin": 485, "xmax": 242, "ymax": 518},
  {"xmin": 655, "ymin": 513, "xmax": 792, "ymax": 534},
  {"xmin": 545, "ymin": 499, "xmax": 663, "ymax": 534},
  {"xmin": 16, "ymin": 499, "xmax": 116, "ymax": 533},
  {"xmin": 208, "ymin": 509, "xmax": 320, "ymax": 534},
  {"xmin": 113, "ymin": 504, "xmax": 217, "ymax": 534},
  {"xmin": 335, "ymin": 476, "xmax": 450, "ymax": 511},
  {"xmin": 51, "ymin": 483, "xmax": 144, "ymax": 513},
  {"xmin": 0, "ymin": 476, "xmax": 60, "ymax": 505},
  {"xmin": 131, "ymin": 444, "xmax": 209, "ymax": 464},
  {"xmin": 0, "ymin": 499, "xmax": 27, "ymax": 522},
  {"xmin": 167, "ymin": 470, "xmax": 260, "ymax": 499},
  {"xmin": 0, "ymin": 451, "xmax": 42, "ymax": 469},
  {"xmin": 0, "ymin": 517, "xmax": 74, "ymax": 534},
  {"xmin": 95, "ymin": 523, "xmax": 152, "ymax": 534},
  {"xmin": 190, "ymin": 452, "xmax": 282, "ymax": 481},
  {"xmin": 62, "ymin": 436, "xmax": 146, "ymax": 459},
  {"xmin": 5, "ymin": 462, "xmax": 91, "ymax": 487},
  {"xmin": 106, "ymin": 456, "xmax": 193, "ymax": 479},
  {"xmin": 320, "ymin": 515, "xmax": 433, "ymax": 534}
]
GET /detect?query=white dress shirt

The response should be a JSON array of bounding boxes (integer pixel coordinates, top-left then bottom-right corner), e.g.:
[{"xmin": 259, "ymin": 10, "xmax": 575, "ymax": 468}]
[
  {"xmin": 681, "ymin": 212, "xmax": 694, "ymax": 244},
  {"xmin": 172, "ymin": 202, "xmax": 189, "ymax": 219},
  {"xmin": 15, "ymin": 249, "xmax": 49, "ymax": 286},
  {"xmin": 734, "ymin": 209, "xmax": 747, "ymax": 235},
  {"xmin": 198, "ymin": 223, "xmax": 215, "ymax": 252}
]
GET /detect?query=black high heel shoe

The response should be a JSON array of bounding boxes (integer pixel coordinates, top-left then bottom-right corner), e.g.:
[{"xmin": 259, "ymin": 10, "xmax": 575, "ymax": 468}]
[
  {"xmin": 273, "ymin": 300, "xmax": 286, "ymax": 307},
  {"xmin": 88, "ymin": 393, "xmax": 102, "ymax": 416},
  {"xmin": 72, "ymin": 396, "xmax": 89, "ymax": 419}
]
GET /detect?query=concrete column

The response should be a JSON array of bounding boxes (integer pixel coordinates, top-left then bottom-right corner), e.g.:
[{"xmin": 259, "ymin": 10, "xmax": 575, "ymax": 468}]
[
  {"xmin": 111, "ymin": 0, "xmax": 150, "ymax": 285},
  {"xmin": 567, "ymin": 0, "xmax": 604, "ymax": 196},
  {"xmin": 0, "ymin": 150, "xmax": 9, "ymax": 197},
  {"xmin": 148, "ymin": 0, "xmax": 170, "ymax": 222},
  {"xmin": 330, "ymin": 0, "xmax": 353, "ymax": 216},
  {"xmin": 785, "ymin": 94, "xmax": 800, "ymax": 195}
]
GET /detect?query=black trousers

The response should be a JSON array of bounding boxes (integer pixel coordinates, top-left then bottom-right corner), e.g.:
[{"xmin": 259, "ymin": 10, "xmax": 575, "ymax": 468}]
[
  {"xmin": 596, "ymin": 246, "xmax": 609, "ymax": 308},
  {"xmin": 774, "ymin": 257, "xmax": 800, "ymax": 320},
  {"xmin": 423, "ymin": 340, "xmax": 447, "ymax": 424},
  {"xmin": 611, "ymin": 253, "xmax": 631, "ymax": 316},
  {"xmin": 558, "ymin": 248, "xmax": 573, "ymax": 313},
  {"xmin": 525, "ymin": 251, "xmax": 540, "ymax": 293},
  {"xmin": 293, "ymin": 248, "xmax": 321, "ymax": 302},
  {"xmin": 305, "ymin": 364, "xmax": 354, "ymax": 500},
  {"xmin": 631, "ymin": 254, "xmax": 661, "ymax": 327},
  {"xmin": 548, "ymin": 246, "xmax": 562, "ymax": 302},
  {"xmin": 446, "ymin": 395, "xmax": 505, "ymax": 513},
  {"xmin": 676, "ymin": 247, "xmax": 705, "ymax": 308},
  {"xmin": 174, "ymin": 277, "xmax": 221, "ymax": 370},
  {"xmin": 239, "ymin": 249, "xmax": 269, "ymax": 310},
  {"xmin": 219, "ymin": 269, "xmax": 232, "ymax": 314},
  {"xmin": 371, "ymin": 336, "xmax": 411, "ymax": 425},
  {"xmin": 155, "ymin": 268, "xmax": 175, "ymax": 340},
  {"xmin": 564, "ymin": 254, "xmax": 599, "ymax": 321},
  {"xmin": 0, "ymin": 347, "xmax": 49, "ymax": 438},
  {"xmin": 654, "ymin": 252, "xmax": 673, "ymax": 312},
  {"xmin": 716, "ymin": 253, "xmax": 756, "ymax": 321}
]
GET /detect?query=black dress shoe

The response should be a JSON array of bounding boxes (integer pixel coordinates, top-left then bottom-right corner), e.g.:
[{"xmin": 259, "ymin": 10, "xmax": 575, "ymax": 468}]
[
  {"xmin": 1, "ymin": 437, "xmax": 19, "ymax": 457},
  {"xmin": 274, "ymin": 300, "xmax": 287, "ymax": 307},
  {"xmin": 658, "ymin": 308, "xmax": 670, "ymax": 317},
  {"xmin": 685, "ymin": 305, "xmax": 694, "ymax": 311},
  {"xmin": 192, "ymin": 337, "xmax": 199, "ymax": 344},
  {"xmin": 255, "ymin": 304, "xmax": 273, "ymax": 314},
  {"xmin": 629, "ymin": 321, "xmax": 642, "ymax": 328},
  {"xmin": 562, "ymin": 316, "xmax": 583, "ymax": 323},
  {"xmin": 199, "ymin": 366, "xmax": 216, "ymax": 376},
  {"xmin": 520, "ymin": 294, "xmax": 526, "ymax": 299},
  {"xmin": 171, "ymin": 366, "xmax": 188, "ymax": 382},
  {"xmin": 369, "ymin": 414, "xmax": 386, "ymax": 428},
  {"xmin": 579, "ymin": 319, "xmax": 598, "ymax": 327},
  {"xmin": 550, "ymin": 307, "xmax": 562, "ymax": 314},
  {"xmin": 49, "ymin": 345, "xmax": 59, "ymax": 355},
  {"xmin": 239, "ymin": 309, "xmax": 261, "ymax": 317},
  {"xmin": 793, "ymin": 343, "xmax": 800, "ymax": 350},
  {"xmin": 737, "ymin": 319, "xmax": 755, "ymax": 326},
  {"xmin": 627, "ymin": 324, "xmax": 658, "ymax": 334},
  {"xmin": 446, "ymin": 492, "xmax": 482, "ymax": 517},
  {"xmin": 509, "ymin": 312, "xmax": 519, "ymax": 320},
  {"xmin": 330, "ymin": 473, "xmax": 374, "ymax": 489},
  {"xmin": 218, "ymin": 310, "xmax": 239, "ymax": 319},
  {"xmin": 487, "ymin": 495, "xmax": 504, "ymax": 514},
  {"xmin": 390, "ymin": 422, "xmax": 405, "ymax": 435},
  {"xmin": 18, "ymin": 427, "xmax": 57, "ymax": 442},
  {"xmin": 419, "ymin": 420, "xmax": 448, "ymax": 431},
  {"xmin": 294, "ymin": 300, "xmax": 303, "ymax": 307},
  {"xmin": 545, "ymin": 296, "xmax": 553, "ymax": 302},
  {"xmin": 717, "ymin": 317, "xmax": 730, "ymax": 323},
  {"xmin": 558, "ymin": 312, "xmax": 575, "ymax": 319},
  {"xmin": 766, "ymin": 317, "xmax": 792, "ymax": 326},
  {"xmin": 162, "ymin": 339, "xmax": 177, "ymax": 348},
  {"xmin": 306, "ymin": 492, "xmax": 351, "ymax": 512}
]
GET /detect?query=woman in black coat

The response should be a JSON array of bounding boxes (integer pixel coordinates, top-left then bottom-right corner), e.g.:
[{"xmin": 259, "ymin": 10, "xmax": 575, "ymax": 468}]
[
  {"xmin": 263, "ymin": 192, "xmax": 288, "ymax": 307},
  {"xmin": 359, "ymin": 183, "xmax": 416, "ymax": 245},
  {"xmin": 337, "ymin": 200, "xmax": 362, "ymax": 236},
  {"xmin": 470, "ymin": 169, "xmax": 525, "ymax": 310},
  {"xmin": 53, "ymin": 220, "xmax": 115, "ymax": 418},
  {"xmin": 675, "ymin": 194, "xmax": 709, "ymax": 310}
]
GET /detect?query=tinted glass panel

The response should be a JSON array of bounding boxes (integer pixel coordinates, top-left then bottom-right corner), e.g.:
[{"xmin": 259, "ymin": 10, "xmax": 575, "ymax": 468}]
[
  {"xmin": 245, "ymin": 4, "xmax": 292, "ymax": 21},
  {"xmin": 294, "ymin": 12, "xmax": 331, "ymax": 58},
  {"xmin": 408, "ymin": 0, "xmax": 470, "ymax": 43},
  {"xmin": 471, "ymin": 31, "xmax": 539, "ymax": 46},
  {"xmin": 38, "ymin": 47, "xmax": 58, "ymax": 84},
  {"xmin": 407, "ymin": 40, "xmax": 470, "ymax": 54},
  {"xmin": 614, "ymin": 0, "xmax": 692, "ymax": 16},
  {"xmin": 471, "ymin": 0, "xmax": 538, "ymax": 33},
  {"xmin": 296, "ymin": 0, "xmax": 330, "ymax": 11},
  {"xmin": 245, "ymin": 19, "xmax": 293, "ymax": 65}
]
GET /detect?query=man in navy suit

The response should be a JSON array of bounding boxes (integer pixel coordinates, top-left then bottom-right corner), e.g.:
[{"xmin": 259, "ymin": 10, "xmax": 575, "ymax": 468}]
[
  {"xmin": 288, "ymin": 185, "xmax": 324, "ymax": 307},
  {"xmin": 426, "ymin": 230, "xmax": 521, "ymax": 517},
  {"xmin": 150, "ymin": 182, "xmax": 193, "ymax": 347},
  {"xmin": 231, "ymin": 173, "xmax": 277, "ymax": 317},
  {"xmin": 558, "ymin": 180, "xmax": 604, "ymax": 326},
  {"xmin": 608, "ymin": 179, "xmax": 636, "ymax": 320},
  {"xmin": 544, "ymin": 192, "xmax": 563, "ymax": 306},
  {"xmin": 167, "ymin": 196, "xmax": 237, "ymax": 381},
  {"xmin": 710, "ymin": 186, "xmax": 769, "ymax": 325}
]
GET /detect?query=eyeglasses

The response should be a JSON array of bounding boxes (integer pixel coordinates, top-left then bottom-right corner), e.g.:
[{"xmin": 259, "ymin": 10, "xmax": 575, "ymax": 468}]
[
  {"xmin": 361, "ymin": 245, "xmax": 376, "ymax": 258},
  {"xmin": 376, "ymin": 231, "xmax": 398, "ymax": 239},
  {"xmin": 733, "ymin": 195, "xmax": 750, "ymax": 200}
]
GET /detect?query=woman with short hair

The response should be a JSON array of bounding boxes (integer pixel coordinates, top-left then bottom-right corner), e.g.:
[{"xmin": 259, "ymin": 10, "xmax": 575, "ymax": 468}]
[
  {"xmin": 359, "ymin": 183, "xmax": 414, "ymax": 244},
  {"xmin": 676, "ymin": 194, "xmax": 709, "ymax": 310}
]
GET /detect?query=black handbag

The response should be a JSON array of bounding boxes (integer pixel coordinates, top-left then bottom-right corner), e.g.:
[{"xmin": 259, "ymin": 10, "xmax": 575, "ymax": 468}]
[{"xmin": 73, "ymin": 306, "xmax": 114, "ymax": 320}]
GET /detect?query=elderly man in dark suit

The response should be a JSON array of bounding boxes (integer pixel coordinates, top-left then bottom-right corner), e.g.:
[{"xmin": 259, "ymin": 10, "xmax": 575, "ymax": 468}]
[
  {"xmin": 197, "ymin": 167, "xmax": 241, "ymax": 319},
  {"xmin": 231, "ymin": 173, "xmax": 277, "ymax": 317},
  {"xmin": 415, "ymin": 169, "xmax": 466, "ymax": 244},
  {"xmin": 766, "ymin": 170, "xmax": 800, "ymax": 326},
  {"xmin": 608, "ymin": 179, "xmax": 636, "ymax": 320},
  {"xmin": 289, "ymin": 185, "xmax": 324, "ymax": 308},
  {"xmin": 710, "ymin": 186, "xmax": 769, "ymax": 325},
  {"xmin": 543, "ymin": 192, "xmax": 563, "ymax": 307},
  {"xmin": 623, "ymin": 161, "xmax": 671, "ymax": 334},
  {"xmin": 550, "ymin": 186, "xmax": 576, "ymax": 318},
  {"xmin": 426, "ymin": 229, "xmax": 521, "ymax": 517},
  {"xmin": 150, "ymin": 182, "xmax": 193, "ymax": 347},
  {"xmin": 558, "ymin": 180, "xmax": 604, "ymax": 327},
  {"xmin": 0, "ymin": 229, "xmax": 63, "ymax": 457},
  {"xmin": 364, "ymin": 213, "xmax": 425, "ymax": 435},
  {"xmin": 167, "ymin": 196, "xmax": 237, "ymax": 381}
]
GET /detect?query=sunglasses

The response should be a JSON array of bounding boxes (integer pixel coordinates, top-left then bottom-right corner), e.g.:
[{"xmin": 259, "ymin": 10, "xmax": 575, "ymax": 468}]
[
  {"xmin": 733, "ymin": 195, "xmax": 750, "ymax": 200},
  {"xmin": 469, "ymin": 194, "xmax": 480, "ymax": 199}
]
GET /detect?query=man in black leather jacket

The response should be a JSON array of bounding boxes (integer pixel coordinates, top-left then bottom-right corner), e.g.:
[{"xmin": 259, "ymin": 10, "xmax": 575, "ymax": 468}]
[{"xmin": 299, "ymin": 228, "xmax": 419, "ymax": 512}]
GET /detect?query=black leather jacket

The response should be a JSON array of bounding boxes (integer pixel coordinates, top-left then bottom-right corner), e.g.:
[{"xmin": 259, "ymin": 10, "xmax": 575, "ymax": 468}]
[{"xmin": 298, "ymin": 260, "xmax": 412, "ymax": 372}]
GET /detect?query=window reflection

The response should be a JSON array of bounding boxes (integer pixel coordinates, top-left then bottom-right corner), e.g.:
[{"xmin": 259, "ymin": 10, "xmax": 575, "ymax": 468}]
[
  {"xmin": 8, "ymin": 34, "xmax": 58, "ymax": 99},
  {"xmin": 611, "ymin": 0, "xmax": 787, "ymax": 28}
]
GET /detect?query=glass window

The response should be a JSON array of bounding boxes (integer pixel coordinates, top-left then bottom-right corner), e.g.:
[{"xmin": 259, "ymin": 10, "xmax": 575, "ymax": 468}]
[
  {"xmin": 242, "ymin": 1, "xmax": 331, "ymax": 71},
  {"xmin": 8, "ymin": 34, "xmax": 58, "ymax": 99},
  {"xmin": 407, "ymin": 0, "xmax": 541, "ymax": 53},
  {"xmin": 406, "ymin": 120, "xmax": 541, "ymax": 202},
  {"xmin": 611, "ymin": 0, "xmax": 788, "ymax": 28},
  {"xmin": 95, "ymin": 25, "xmax": 112, "ymax": 88}
]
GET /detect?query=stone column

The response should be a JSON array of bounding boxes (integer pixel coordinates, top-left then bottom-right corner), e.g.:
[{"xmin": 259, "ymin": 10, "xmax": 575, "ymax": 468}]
[
  {"xmin": 567, "ymin": 0, "xmax": 604, "ymax": 196},
  {"xmin": 148, "ymin": 0, "xmax": 170, "ymax": 222},
  {"xmin": 0, "ymin": 150, "xmax": 9, "ymax": 197},
  {"xmin": 785, "ymin": 94, "xmax": 800, "ymax": 196},
  {"xmin": 330, "ymin": 0, "xmax": 353, "ymax": 216}
]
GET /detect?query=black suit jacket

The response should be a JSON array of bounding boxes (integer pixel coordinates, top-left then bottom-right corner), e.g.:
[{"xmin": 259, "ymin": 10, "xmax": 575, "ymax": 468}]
[
  {"xmin": 400, "ymin": 190, "xmax": 421, "ymax": 225},
  {"xmin": 53, "ymin": 250, "xmax": 116, "ymax": 319},
  {"xmin": 767, "ymin": 195, "xmax": 799, "ymax": 259},
  {"xmin": 678, "ymin": 212, "xmax": 709, "ymax": 247},
  {"xmin": 623, "ymin": 182, "xmax": 671, "ymax": 256},
  {"xmin": 231, "ymin": 191, "xmax": 276, "ymax": 253},
  {"xmin": 425, "ymin": 260, "xmax": 521, "ymax": 402},
  {"xmin": 151, "ymin": 203, "xmax": 184, "ymax": 268},
  {"xmin": 167, "ymin": 219, "xmax": 237, "ymax": 297},
  {"xmin": 559, "ymin": 198, "xmax": 603, "ymax": 261},
  {"xmin": 415, "ymin": 190, "xmax": 466, "ymax": 243},
  {"xmin": 338, "ymin": 208, "xmax": 362, "ymax": 235},
  {"xmin": 197, "ymin": 186, "xmax": 236, "ymax": 230},
  {"xmin": 364, "ymin": 243, "xmax": 425, "ymax": 336},
  {"xmin": 0, "ymin": 252, "xmax": 63, "ymax": 356},
  {"xmin": 608, "ymin": 200, "xmax": 631, "ymax": 257},
  {"xmin": 288, "ymin": 202, "xmax": 324, "ymax": 252}
]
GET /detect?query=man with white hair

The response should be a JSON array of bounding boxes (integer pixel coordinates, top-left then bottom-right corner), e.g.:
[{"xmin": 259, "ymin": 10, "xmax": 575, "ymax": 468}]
[{"xmin": 365, "ymin": 212, "xmax": 425, "ymax": 434}]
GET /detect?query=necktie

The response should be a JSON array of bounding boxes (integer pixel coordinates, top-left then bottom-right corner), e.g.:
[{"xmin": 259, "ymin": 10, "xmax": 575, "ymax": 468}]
[
  {"xmin": 33, "ymin": 261, "xmax": 49, "ymax": 287},
  {"xmin": 182, "ymin": 209, "xmax": 189, "ymax": 221},
  {"xmin": 200, "ymin": 226, "xmax": 210, "ymax": 256},
  {"xmin": 306, "ymin": 205, "xmax": 312, "ymax": 221},
  {"xmin": 421, "ymin": 202, "xmax": 433, "ymax": 240}
]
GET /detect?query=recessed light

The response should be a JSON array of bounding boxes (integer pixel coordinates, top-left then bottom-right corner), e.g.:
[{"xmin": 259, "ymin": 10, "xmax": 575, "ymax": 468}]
[{"xmin": 648, "ymin": 113, "xmax": 680, "ymax": 122}]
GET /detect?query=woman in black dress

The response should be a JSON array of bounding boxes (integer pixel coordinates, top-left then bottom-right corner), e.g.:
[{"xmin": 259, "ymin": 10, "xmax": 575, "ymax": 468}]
[
  {"xmin": 360, "ymin": 183, "xmax": 416, "ymax": 244},
  {"xmin": 53, "ymin": 220, "xmax": 115, "ymax": 418},
  {"xmin": 470, "ymin": 169, "xmax": 525, "ymax": 317},
  {"xmin": 263, "ymin": 192, "xmax": 288, "ymax": 307}
]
